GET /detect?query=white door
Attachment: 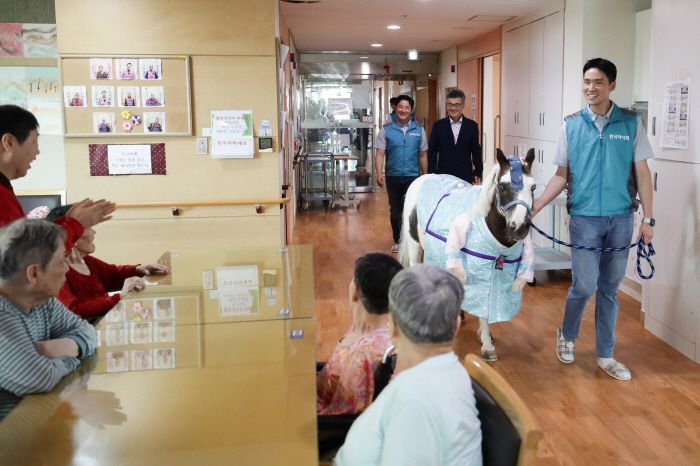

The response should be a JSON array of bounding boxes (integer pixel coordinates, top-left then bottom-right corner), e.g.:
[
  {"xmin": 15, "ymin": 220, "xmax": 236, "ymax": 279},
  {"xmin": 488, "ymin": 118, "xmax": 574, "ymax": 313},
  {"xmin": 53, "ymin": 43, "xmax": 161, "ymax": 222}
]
[{"xmin": 644, "ymin": 158, "xmax": 700, "ymax": 358}]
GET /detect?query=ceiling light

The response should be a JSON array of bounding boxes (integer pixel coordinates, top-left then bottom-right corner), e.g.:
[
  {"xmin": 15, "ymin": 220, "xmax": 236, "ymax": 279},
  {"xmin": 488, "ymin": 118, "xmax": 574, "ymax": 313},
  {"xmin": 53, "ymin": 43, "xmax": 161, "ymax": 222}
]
[
  {"xmin": 360, "ymin": 56, "xmax": 369, "ymax": 58},
  {"xmin": 371, "ymin": 43, "xmax": 383, "ymax": 47},
  {"xmin": 408, "ymin": 50, "xmax": 418, "ymax": 60},
  {"xmin": 429, "ymin": 74, "xmax": 432, "ymax": 77},
  {"xmin": 387, "ymin": 25, "xmax": 401, "ymax": 29}
]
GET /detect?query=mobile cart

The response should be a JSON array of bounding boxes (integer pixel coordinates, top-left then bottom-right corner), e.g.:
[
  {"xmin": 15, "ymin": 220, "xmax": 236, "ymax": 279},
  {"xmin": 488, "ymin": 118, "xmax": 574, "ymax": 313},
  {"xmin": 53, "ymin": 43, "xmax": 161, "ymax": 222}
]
[{"xmin": 298, "ymin": 151, "xmax": 336, "ymax": 212}]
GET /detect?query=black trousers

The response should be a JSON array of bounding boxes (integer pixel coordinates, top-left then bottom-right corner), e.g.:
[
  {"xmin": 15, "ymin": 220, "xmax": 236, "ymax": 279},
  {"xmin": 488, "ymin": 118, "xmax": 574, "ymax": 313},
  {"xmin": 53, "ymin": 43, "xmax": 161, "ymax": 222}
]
[{"xmin": 386, "ymin": 176, "xmax": 418, "ymax": 244}]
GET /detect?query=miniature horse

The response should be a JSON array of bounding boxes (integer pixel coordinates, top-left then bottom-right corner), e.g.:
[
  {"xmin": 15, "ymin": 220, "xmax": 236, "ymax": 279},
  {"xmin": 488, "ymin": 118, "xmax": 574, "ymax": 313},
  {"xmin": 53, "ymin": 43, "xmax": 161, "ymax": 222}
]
[{"xmin": 399, "ymin": 148, "xmax": 536, "ymax": 361}]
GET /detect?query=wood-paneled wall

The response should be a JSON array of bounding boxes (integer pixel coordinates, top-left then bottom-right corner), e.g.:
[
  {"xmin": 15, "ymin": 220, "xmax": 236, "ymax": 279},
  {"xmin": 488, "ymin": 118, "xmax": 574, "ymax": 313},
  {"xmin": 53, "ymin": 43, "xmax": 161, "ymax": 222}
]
[{"xmin": 55, "ymin": 0, "xmax": 284, "ymax": 264}]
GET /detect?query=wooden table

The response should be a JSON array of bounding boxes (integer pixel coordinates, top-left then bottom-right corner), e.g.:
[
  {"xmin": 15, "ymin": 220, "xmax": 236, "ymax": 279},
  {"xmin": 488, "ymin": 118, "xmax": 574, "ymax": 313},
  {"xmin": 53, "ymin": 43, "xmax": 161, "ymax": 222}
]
[{"xmin": 0, "ymin": 246, "xmax": 318, "ymax": 466}]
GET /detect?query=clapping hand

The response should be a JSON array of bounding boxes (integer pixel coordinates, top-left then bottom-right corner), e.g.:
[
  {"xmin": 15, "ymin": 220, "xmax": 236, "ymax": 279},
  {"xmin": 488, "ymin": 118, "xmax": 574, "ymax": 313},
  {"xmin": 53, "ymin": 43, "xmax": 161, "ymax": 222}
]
[{"xmin": 65, "ymin": 199, "xmax": 117, "ymax": 229}]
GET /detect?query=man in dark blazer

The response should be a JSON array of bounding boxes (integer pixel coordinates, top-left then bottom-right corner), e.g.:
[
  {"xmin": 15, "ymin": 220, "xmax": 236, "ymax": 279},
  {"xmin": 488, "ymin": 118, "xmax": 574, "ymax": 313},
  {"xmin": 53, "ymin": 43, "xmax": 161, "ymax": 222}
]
[{"xmin": 428, "ymin": 89, "xmax": 483, "ymax": 184}]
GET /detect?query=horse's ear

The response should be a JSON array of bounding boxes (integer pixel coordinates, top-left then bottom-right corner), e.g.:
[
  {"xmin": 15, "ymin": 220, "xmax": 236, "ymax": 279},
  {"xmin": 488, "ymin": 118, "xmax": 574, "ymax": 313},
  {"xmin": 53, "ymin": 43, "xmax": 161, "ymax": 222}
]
[
  {"xmin": 524, "ymin": 148, "xmax": 535, "ymax": 171},
  {"xmin": 496, "ymin": 148, "xmax": 509, "ymax": 173}
]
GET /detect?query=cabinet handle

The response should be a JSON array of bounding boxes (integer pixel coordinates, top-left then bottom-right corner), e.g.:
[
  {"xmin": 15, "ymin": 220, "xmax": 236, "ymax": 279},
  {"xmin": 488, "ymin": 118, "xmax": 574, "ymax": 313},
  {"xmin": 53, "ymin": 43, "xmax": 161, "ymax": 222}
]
[
  {"xmin": 654, "ymin": 172, "xmax": 657, "ymax": 191},
  {"xmin": 652, "ymin": 116, "xmax": 656, "ymax": 136},
  {"xmin": 515, "ymin": 112, "xmax": 517, "ymax": 124},
  {"xmin": 543, "ymin": 112, "xmax": 545, "ymax": 126},
  {"xmin": 482, "ymin": 133, "xmax": 487, "ymax": 163}
]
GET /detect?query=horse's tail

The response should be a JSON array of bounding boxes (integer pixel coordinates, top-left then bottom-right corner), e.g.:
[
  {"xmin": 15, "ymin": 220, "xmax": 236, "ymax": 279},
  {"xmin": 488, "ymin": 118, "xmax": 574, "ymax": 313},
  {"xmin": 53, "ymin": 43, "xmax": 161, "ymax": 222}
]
[{"xmin": 398, "ymin": 175, "xmax": 429, "ymax": 267}]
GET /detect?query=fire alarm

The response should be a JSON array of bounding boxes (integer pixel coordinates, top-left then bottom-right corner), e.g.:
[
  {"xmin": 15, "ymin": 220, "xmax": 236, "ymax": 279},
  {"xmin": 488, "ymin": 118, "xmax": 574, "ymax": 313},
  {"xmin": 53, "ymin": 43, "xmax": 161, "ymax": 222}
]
[{"xmin": 451, "ymin": 65, "xmax": 455, "ymax": 73}]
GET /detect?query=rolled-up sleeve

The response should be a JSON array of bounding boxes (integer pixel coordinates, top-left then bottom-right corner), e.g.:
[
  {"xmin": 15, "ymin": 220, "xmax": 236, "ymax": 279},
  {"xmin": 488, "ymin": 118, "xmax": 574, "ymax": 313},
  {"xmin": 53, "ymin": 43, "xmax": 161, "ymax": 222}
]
[{"xmin": 553, "ymin": 122, "xmax": 569, "ymax": 167}]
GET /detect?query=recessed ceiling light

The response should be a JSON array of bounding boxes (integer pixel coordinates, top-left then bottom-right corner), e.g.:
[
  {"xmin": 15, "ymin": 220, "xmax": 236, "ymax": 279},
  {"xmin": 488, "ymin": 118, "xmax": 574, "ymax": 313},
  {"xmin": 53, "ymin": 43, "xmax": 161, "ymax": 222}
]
[
  {"xmin": 360, "ymin": 56, "xmax": 369, "ymax": 58},
  {"xmin": 387, "ymin": 25, "xmax": 401, "ymax": 29},
  {"xmin": 371, "ymin": 43, "xmax": 383, "ymax": 47}
]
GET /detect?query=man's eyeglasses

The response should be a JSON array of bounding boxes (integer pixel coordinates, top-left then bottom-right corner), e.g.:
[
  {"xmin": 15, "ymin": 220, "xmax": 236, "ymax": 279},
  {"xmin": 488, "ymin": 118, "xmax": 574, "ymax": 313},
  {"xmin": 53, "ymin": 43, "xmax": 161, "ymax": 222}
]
[{"xmin": 446, "ymin": 103, "xmax": 464, "ymax": 109}]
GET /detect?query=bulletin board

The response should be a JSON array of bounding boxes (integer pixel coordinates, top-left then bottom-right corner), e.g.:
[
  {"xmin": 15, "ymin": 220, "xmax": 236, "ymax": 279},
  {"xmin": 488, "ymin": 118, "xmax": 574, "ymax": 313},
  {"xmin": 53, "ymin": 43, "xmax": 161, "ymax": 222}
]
[{"xmin": 58, "ymin": 54, "xmax": 192, "ymax": 137}]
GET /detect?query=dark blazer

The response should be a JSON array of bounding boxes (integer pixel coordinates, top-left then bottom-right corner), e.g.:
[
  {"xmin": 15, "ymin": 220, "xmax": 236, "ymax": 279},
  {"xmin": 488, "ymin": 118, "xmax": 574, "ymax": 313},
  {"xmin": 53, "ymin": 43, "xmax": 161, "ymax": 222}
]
[{"xmin": 428, "ymin": 115, "xmax": 483, "ymax": 183}]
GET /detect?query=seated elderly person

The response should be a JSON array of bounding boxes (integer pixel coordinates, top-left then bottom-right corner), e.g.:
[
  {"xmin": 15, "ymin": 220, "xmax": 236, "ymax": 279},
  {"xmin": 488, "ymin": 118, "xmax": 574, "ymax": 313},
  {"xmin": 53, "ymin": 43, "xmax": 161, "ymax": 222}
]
[
  {"xmin": 0, "ymin": 219, "xmax": 97, "ymax": 419},
  {"xmin": 317, "ymin": 253, "xmax": 403, "ymax": 415},
  {"xmin": 334, "ymin": 264, "xmax": 482, "ymax": 466},
  {"xmin": 43, "ymin": 205, "xmax": 170, "ymax": 319}
]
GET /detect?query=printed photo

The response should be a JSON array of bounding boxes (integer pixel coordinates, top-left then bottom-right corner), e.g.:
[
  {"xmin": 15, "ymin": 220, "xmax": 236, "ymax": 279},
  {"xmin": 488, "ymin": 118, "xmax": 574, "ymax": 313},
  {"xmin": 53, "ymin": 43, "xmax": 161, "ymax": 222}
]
[
  {"xmin": 140, "ymin": 59, "xmax": 162, "ymax": 80},
  {"xmin": 681, "ymin": 86, "xmax": 689, "ymax": 94},
  {"xmin": 131, "ymin": 322, "xmax": 153, "ymax": 344},
  {"xmin": 64, "ymin": 86, "xmax": 87, "ymax": 107},
  {"xmin": 118, "ymin": 86, "xmax": 140, "ymax": 107},
  {"xmin": 93, "ymin": 112, "xmax": 115, "ymax": 134},
  {"xmin": 154, "ymin": 298, "xmax": 175, "ymax": 319},
  {"xmin": 154, "ymin": 348, "xmax": 176, "ymax": 369},
  {"xmin": 154, "ymin": 321, "xmax": 176, "ymax": 343},
  {"xmin": 132, "ymin": 350, "xmax": 153, "ymax": 371},
  {"xmin": 144, "ymin": 112, "xmax": 165, "ymax": 133},
  {"xmin": 115, "ymin": 58, "xmax": 138, "ymax": 80},
  {"xmin": 107, "ymin": 351, "xmax": 129, "ymax": 372},
  {"xmin": 106, "ymin": 301, "xmax": 127, "ymax": 322},
  {"xmin": 92, "ymin": 86, "xmax": 114, "ymax": 107},
  {"xmin": 142, "ymin": 86, "xmax": 164, "ymax": 107},
  {"xmin": 106, "ymin": 324, "xmax": 128, "ymax": 346},
  {"xmin": 90, "ymin": 58, "xmax": 112, "ymax": 80}
]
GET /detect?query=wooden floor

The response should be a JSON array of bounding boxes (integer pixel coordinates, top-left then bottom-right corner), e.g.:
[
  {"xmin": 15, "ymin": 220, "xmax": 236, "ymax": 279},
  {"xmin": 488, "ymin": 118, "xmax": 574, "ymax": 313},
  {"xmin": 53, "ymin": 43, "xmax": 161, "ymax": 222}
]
[{"xmin": 292, "ymin": 193, "xmax": 700, "ymax": 465}]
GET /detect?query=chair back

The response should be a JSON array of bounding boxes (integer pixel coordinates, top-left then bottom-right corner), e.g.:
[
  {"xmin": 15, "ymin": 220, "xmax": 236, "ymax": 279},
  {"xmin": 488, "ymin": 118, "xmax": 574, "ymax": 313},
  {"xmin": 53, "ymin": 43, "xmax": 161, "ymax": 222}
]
[
  {"xmin": 372, "ymin": 345, "xmax": 396, "ymax": 400},
  {"xmin": 463, "ymin": 354, "xmax": 542, "ymax": 466}
]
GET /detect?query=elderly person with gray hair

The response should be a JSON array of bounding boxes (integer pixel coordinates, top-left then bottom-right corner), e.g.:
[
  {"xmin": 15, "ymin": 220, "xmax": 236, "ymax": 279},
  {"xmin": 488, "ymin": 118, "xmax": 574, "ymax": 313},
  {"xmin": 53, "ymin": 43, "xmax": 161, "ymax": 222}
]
[
  {"xmin": 0, "ymin": 219, "xmax": 97, "ymax": 420},
  {"xmin": 333, "ymin": 264, "xmax": 482, "ymax": 466}
]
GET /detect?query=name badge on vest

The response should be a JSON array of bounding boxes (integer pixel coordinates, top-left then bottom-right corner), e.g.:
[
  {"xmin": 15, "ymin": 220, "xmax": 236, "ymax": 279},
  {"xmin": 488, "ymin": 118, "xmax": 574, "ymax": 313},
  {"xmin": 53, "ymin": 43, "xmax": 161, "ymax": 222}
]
[{"xmin": 495, "ymin": 255, "xmax": 505, "ymax": 270}]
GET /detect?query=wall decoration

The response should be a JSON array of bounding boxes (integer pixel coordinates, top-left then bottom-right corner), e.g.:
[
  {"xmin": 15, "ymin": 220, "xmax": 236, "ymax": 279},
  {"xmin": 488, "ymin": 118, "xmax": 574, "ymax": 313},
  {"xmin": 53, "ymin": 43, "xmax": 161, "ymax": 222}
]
[
  {"xmin": 118, "ymin": 86, "xmax": 140, "ymax": 107},
  {"xmin": 26, "ymin": 100, "xmax": 61, "ymax": 135},
  {"xmin": 21, "ymin": 24, "xmax": 57, "ymax": 58},
  {"xmin": 115, "ymin": 58, "xmax": 138, "ymax": 80},
  {"xmin": 89, "ymin": 143, "xmax": 167, "ymax": 176},
  {"xmin": 26, "ymin": 67, "xmax": 59, "ymax": 101},
  {"xmin": 0, "ymin": 66, "xmax": 26, "ymax": 101},
  {"xmin": 107, "ymin": 351, "xmax": 129, "ymax": 372},
  {"xmin": 93, "ymin": 112, "xmax": 115, "ymax": 134},
  {"xmin": 64, "ymin": 86, "xmax": 87, "ymax": 107},
  {"xmin": 0, "ymin": 24, "xmax": 23, "ymax": 57},
  {"xmin": 89, "ymin": 58, "xmax": 112, "ymax": 80},
  {"xmin": 154, "ymin": 348, "xmax": 175, "ymax": 369},
  {"xmin": 92, "ymin": 85, "xmax": 115, "ymax": 107},
  {"xmin": 144, "ymin": 112, "xmax": 165, "ymax": 133},
  {"xmin": 142, "ymin": 86, "xmax": 164, "ymax": 107},
  {"xmin": 131, "ymin": 350, "xmax": 153, "ymax": 371},
  {"xmin": 140, "ymin": 58, "xmax": 161, "ymax": 80}
]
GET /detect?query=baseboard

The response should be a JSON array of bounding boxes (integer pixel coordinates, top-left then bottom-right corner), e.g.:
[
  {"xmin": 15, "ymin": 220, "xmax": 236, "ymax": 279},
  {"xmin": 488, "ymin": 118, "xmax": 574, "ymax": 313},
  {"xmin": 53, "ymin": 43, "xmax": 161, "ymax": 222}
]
[
  {"xmin": 619, "ymin": 277, "xmax": 642, "ymax": 302},
  {"xmin": 644, "ymin": 314, "xmax": 696, "ymax": 361}
]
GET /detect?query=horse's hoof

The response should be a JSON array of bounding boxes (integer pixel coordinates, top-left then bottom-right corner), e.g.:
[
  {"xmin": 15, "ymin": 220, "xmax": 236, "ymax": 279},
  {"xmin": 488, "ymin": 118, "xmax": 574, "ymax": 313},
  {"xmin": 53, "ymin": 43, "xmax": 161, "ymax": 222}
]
[
  {"xmin": 476, "ymin": 331, "xmax": 495, "ymax": 343},
  {"xmin": 481, "ymin": 349, "xmax": 498, "ymax": 362}
]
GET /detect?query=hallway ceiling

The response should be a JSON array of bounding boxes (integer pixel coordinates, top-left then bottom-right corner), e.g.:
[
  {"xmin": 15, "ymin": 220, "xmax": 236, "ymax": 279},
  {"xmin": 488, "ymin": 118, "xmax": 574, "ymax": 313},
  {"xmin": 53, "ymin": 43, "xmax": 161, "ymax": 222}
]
[{"xmin": 281, "ymin": 0, "xmax": 555, "ymax": 53}]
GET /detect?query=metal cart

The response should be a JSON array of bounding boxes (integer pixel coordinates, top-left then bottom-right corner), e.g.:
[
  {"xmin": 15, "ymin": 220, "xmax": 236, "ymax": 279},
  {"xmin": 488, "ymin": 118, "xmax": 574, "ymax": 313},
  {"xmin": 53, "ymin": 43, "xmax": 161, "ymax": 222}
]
[{"xmin": 298, "ymin": 151, "xmax": 336, "ymax": 212}]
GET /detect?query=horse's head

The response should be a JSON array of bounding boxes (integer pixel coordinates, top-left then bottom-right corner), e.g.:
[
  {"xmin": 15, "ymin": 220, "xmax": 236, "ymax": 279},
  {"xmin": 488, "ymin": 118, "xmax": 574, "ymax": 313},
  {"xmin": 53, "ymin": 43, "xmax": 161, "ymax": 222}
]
[{"xmin": 493, "ymin": 148, "xmax": 536, "ymax": 241}]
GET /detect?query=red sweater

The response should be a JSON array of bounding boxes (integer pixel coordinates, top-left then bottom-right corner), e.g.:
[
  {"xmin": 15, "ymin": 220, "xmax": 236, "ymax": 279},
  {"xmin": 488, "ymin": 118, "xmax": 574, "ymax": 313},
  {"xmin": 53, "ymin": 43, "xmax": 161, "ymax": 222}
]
[
  {"xmin": 57, "ymin": 255, "xmax": 141, "ymax": 318},
  {"xmin": 0, "ymin": 173, "xmax": 83, "ymax": 249}
]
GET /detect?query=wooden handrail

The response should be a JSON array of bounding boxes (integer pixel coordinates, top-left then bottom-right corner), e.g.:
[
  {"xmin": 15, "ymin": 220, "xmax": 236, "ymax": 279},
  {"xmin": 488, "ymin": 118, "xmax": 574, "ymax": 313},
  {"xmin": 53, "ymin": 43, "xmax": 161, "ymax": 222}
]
[{"xmin": 115, "ymin": 187, "xmax": 291, "ymax": 208}]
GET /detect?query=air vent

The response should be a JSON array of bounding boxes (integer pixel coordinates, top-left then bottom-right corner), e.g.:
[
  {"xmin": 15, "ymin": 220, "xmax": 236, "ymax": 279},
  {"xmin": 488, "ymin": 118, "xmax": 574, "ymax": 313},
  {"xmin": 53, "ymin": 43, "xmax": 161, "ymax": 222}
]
[{"xmin": 467, "ymin": 15, "xmax": 517, "ymax": 22}]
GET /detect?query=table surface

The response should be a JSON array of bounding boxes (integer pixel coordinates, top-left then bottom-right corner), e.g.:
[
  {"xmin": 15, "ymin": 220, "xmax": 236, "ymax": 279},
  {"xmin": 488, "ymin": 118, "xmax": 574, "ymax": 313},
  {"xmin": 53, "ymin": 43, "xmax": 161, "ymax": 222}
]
[{"xmin": 0, "ymin": 245, "xmax": 318, "ymax": 466}]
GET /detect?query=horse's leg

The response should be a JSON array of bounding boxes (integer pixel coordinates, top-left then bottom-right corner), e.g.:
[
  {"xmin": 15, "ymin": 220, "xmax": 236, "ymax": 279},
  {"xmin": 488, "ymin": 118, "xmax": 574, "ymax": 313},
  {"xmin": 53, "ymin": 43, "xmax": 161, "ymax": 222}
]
[{"xmin": 479, "ymin": 317, "xmax": 498, "ymax": 361}]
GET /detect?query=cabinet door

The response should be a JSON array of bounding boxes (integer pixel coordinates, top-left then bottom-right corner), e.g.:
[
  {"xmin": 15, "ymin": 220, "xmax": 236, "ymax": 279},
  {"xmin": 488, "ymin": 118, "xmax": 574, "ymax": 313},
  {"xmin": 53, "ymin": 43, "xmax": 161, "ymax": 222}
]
[
  {"xmin": 645, "ymin": 159, "xmax": 700, "ymax": 347},
  {"xmin": 528, "ymin": 19, "xmax": 545, "ymax": 141},
  {"xmin": 530, "ymin": 139, "xmax": 558, "ymax": 186},
  {"xmin": 541, "ymin": 12, "xmax": 564, "ymax": 142},
  {"xmin": 648, "ymin": 1, "xmax": 700, "ymax": 164},
  {"xmin": 502, "ymin": 135, "xmax": 528, "ymax": 159},
  {"xmin": 503, "ymin": 25, "xmax": 529, "ymax": 138}
]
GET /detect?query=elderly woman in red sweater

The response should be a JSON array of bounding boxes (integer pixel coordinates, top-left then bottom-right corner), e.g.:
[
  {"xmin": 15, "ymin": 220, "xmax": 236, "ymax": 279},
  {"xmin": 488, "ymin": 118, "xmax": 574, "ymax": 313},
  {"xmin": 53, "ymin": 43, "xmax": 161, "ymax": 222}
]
[{"xmin": 45, "ymin": 205, "xmax": 170, "ymax": 319}]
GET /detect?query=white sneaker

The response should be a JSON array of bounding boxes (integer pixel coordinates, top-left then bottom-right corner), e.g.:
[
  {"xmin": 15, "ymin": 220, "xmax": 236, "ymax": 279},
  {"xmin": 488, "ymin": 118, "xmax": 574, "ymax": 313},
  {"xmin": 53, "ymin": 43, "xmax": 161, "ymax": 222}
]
[{"xmin": 556, "ymin": 327, "xmax": 575, "ymax": 363}]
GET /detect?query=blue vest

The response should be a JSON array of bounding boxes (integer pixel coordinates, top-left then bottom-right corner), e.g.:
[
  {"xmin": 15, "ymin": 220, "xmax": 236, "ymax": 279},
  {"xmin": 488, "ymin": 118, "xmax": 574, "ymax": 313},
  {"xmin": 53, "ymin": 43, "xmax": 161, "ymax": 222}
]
[
  {"xmin": 385, "ymin": 120, "xmax": 422, "ymax": 177},
  {"xmin": 565, "ymin": 104, "xmax": 638, "ymax": 216}
]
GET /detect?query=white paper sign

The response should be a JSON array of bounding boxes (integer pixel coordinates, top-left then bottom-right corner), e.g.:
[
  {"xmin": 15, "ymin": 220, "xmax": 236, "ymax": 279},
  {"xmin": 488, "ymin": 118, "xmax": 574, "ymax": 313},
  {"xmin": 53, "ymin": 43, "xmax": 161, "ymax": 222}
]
[
  {"xmin": 328, "ymin": 98, "xmax": 353, "ymax": 116},
  {"xmin": 217, "ymin": 265, "xmax": 259, "ymax": 316},
  {"xmin": 660, "ymin": 80, "xmax": 690, "ymax": 149},
  {"xmin": 107, "ymin": 145, "xmax": 152, "ymax": 175},
  {"xmin": 352, "ymin": 84, "xmax": 371, "ymax": 109},
  {"xmin": 211, "ymin": 110, "xmax": 254, "ymax": 158}
]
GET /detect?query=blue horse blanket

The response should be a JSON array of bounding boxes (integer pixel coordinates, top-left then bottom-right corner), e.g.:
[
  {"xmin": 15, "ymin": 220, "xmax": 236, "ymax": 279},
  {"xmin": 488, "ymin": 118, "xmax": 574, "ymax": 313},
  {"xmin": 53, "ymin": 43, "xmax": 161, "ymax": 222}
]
[{"xmin": 416, "ymin": 175, "xmax": 533, "ymax": 323}]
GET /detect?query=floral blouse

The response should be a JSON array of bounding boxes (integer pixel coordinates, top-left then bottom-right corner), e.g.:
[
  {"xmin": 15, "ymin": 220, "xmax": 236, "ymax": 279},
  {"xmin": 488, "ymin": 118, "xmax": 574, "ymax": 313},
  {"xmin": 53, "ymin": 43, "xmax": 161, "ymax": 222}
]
[{"xmin": 317, "ymin": 328, "xmax": 392, "ymax": 415}]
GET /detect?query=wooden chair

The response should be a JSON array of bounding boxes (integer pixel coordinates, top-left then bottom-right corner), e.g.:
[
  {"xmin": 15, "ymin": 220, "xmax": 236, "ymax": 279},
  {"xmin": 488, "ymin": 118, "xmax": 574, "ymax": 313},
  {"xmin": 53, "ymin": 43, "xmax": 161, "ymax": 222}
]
[{"xmin": 463, "ymin": 353, "xmax": 542, "ymax": 466}]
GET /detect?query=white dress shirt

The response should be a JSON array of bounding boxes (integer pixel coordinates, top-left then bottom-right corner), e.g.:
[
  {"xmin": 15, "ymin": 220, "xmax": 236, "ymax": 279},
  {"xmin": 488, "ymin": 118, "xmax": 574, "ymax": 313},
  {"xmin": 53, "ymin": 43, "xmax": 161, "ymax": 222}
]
[{"xmin": 450, "ymin": 116, "xmax": 463, "ymax": 144}]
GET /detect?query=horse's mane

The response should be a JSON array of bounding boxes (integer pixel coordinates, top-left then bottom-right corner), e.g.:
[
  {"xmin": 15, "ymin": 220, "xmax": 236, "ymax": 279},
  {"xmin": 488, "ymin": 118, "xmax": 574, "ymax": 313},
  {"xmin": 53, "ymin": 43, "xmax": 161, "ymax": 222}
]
[{"xmin": 472, "ymin": 165, "xmax": 500, "ymax": 218}]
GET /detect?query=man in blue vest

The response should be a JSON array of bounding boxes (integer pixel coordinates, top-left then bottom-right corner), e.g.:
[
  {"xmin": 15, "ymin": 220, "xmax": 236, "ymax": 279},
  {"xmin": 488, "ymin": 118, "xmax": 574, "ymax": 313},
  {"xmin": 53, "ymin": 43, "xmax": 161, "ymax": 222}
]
[
  {"xmin": 375, "ymin": 95, "xmax": 428, "ymax": 253},
  {"xmin": 532, "ymin": 58, "xmax": 654, "ymax": 381}
]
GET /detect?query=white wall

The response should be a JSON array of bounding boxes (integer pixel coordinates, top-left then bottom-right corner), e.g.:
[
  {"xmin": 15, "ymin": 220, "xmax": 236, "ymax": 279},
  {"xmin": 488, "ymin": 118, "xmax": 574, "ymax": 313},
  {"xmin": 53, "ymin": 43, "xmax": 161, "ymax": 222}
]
[
  {"xmin": 11, "ymin": 135, "xmax": 66, "ymax": 191},
  {"xmin": 438, "ymin": 46, "xmax": 457, "ymax": 118}
]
